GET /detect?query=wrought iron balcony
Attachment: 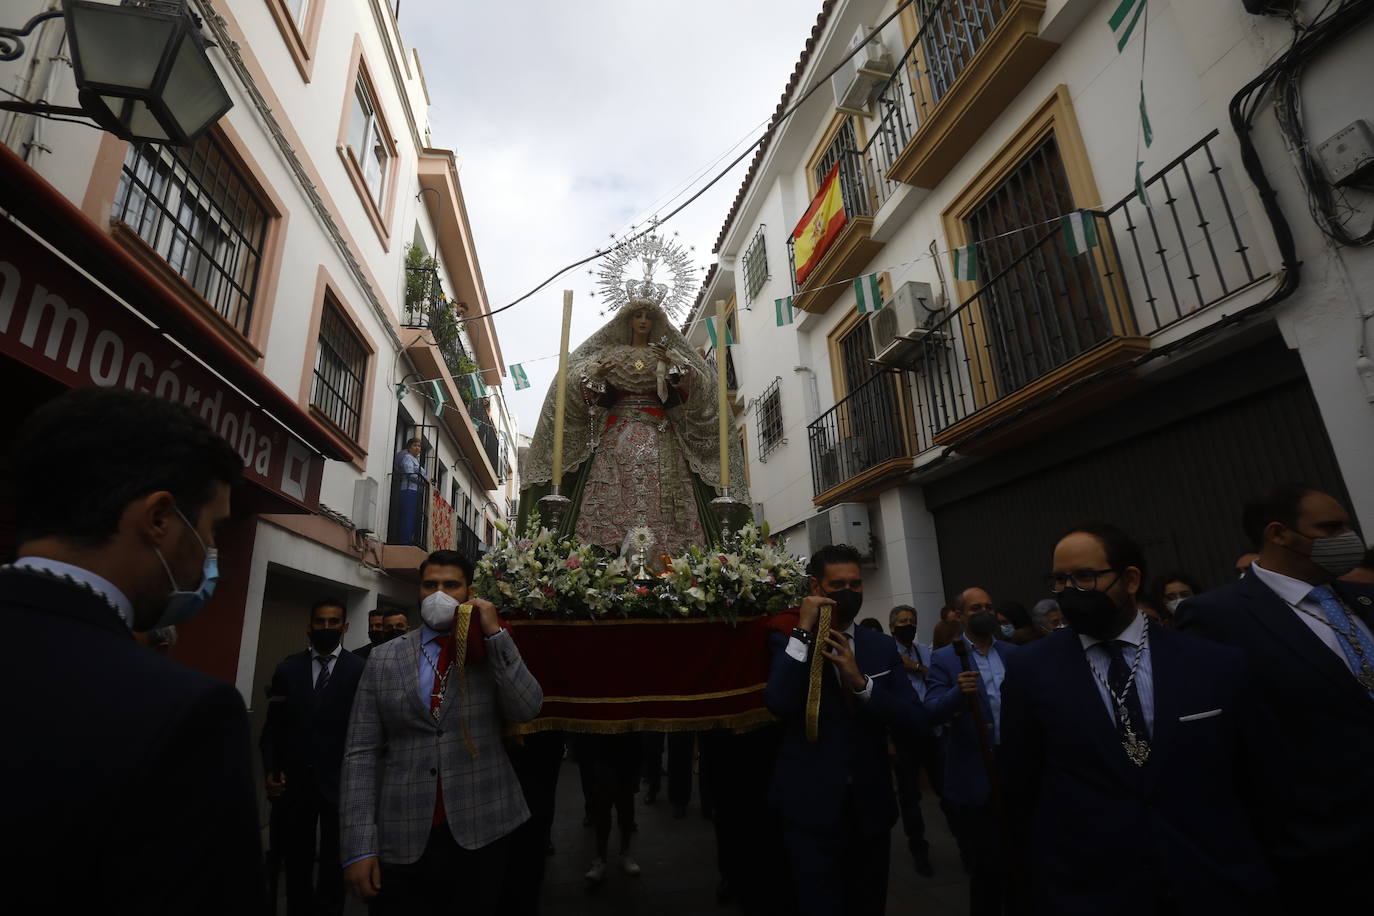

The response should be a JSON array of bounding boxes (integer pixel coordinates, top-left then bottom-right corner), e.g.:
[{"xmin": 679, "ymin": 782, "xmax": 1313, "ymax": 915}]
[
  {"xmin": 402, "ymin": 264, "xmax": 442, "ymax": 328},
  {"xmin": 906, "ymin": 130, "xmax": 1268, "ymax": 455},
  {"xmin": 386, "ymin": 473, "xmax": 429, "ymax": 550},
  {"xmin": 467, "ymin": 395, "xmax": 502, "ymax": 472},
  {"xmin": 457, "ymin": 515, "xmax": 483, "ymax": 560},
  {"xmin": 806, "ymin": 371, "xmax": 915, "ymax": 500}
]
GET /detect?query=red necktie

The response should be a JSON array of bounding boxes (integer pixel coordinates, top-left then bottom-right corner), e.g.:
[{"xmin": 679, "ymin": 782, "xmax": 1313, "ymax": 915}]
[{"xmin": 430, "ymin": 635, "xmax": 453, "ymax": 826}]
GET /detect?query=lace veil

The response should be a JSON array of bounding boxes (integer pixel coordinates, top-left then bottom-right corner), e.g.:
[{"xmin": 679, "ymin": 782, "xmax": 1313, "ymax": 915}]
[{"xmin": 521, "ymin": 302, "xmax": 749, "ymax": 506}]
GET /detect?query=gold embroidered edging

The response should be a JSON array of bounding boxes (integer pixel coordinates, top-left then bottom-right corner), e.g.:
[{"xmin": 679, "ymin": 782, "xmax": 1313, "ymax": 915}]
[
  {"xmin": 503, "ymin": 614, "xmax": 769, "ymax": 627},
  {"xmin": 454, "ymin": 604, "xmax": 478, "ymax": 759},
  {"xmin": 805, "ymin": 605, "xmax": 831, "ymax": 742},
  {"xmin": 539, "ymin": 683, "xmax": 767, "ymax": 704},
  {"xmin": 506, "ymin": 707, "xmax": 779, "ymax": 736}
]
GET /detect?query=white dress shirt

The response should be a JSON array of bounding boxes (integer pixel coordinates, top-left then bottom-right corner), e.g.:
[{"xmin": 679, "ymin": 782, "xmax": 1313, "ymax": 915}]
[
  {"xmin": 962, "ymin": 636, "xmax": 1007, "ymax": 744},
  {"xmin": 1079, "ymin": 611, "xmax": 1156, "ymax": 734},
  {"xmin": 13, "ymin": 556, "xmax": 134, "ymax": 628},
  {"xmin": 785, "ymin": 620, "xmax": 876, "ymax": 703},
  {"xmin": 1250, "ymin": 561, "xmax": 1374, "ymax": 675},
  {"xmin": 895, "ymin": 639, "xmax": 933, "ymax": 701},
  {"xmin": 310, "ymin": 642, "xmax": 342, "ymax": 685}
]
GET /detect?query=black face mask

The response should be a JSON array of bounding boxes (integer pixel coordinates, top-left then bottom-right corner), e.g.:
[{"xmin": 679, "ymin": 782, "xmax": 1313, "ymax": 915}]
[
  {"xmin": 966, "ymin": 611, "xmax": 998, "ymax": 640},
  {"xmin": 369, "ymin": 629, "xmax": 387, "ymax": 646},
  {"xmin": 381, "ymin": 627, "xmax": 406, "ymax": 642},
  {"xmin": 892, "ymin": 624, "xmax": 917, "ymax": 644},
  {"xmin": 824, "ymin": 589, "xmax": 864, "ymax": 626},
  {"xmin": 308, "ymin": 629, "xmax": 342, "ymax": 654},
  {"xmin": 1057, "ymin": 588, "xmax": 1127, "ymax": 640}
]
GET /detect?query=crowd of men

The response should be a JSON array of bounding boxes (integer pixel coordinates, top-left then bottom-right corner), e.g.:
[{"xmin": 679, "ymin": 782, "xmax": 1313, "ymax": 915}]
[{"xmin": 7, "ymin": 388, "xmax": 1374, "ymax": 916}]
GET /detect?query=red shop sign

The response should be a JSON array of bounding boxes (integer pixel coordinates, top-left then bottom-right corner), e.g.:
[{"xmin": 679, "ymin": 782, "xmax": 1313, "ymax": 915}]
[{"xmin": 0, "ymin": 216, "xmax": 324, "ymax": 510}]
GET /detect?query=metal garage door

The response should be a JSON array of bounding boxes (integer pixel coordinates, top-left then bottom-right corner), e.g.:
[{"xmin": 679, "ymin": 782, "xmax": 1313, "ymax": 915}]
[{"xmin": 926, "ymin": 338, "xmax": 1354, "ymax": 606}]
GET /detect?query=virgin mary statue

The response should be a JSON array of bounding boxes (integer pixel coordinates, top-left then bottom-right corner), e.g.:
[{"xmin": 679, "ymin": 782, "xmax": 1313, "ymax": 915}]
[{"xmin": 520, "ymin": 257, "xmax": 748, "ymax": 557}]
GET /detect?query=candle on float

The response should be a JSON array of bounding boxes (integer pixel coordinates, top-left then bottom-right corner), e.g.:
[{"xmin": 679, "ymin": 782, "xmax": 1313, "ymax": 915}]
[
  {"xmin": 716, "ymin": 298, "xmax": 730, "ymax": 491},
  {"xmin": 550, "ymin": 290, "xmax": 574, "ymax": 489}
]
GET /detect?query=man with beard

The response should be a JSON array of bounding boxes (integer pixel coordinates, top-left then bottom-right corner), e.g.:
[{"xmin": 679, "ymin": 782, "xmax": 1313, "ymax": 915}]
[
  {"xmin": 925, "ymin": 589, "xmax": 1019, "ymax": 914},
  {"xmin": 1000, "ymin": 522, "xmax": 1272, "ymax": 915},
  {"xmin": 764, "ymin": 544, "xmax": 929, "ymax": 916},
  {"xmin": 261, "ymin": 598, "xmax": 365, "ymax": 915},
  {"xmin": 1178, "ymin": 486, "xmax": 1374, "ymax": 909}
]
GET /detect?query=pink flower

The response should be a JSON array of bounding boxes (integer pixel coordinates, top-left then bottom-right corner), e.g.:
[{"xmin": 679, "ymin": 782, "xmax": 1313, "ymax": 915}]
[
  {"xmin": 636, "ymin": 586, "xmax": 650, "ymax": 596},
  {"xmin": 718, "ymin": 555, "xmax": 728, "ymax": 563},
  {"xmin": 566, "ymin": 555, "xmax": 582, "ymax": 569}
]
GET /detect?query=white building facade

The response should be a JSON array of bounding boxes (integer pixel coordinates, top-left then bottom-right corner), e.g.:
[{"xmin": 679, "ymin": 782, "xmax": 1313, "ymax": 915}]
[
  {"xmin": 688, "ymin": 0, "xmax": 1374, "ymax": 642},
  {"xmin": 0, "ymin": 0, "xmax": 519, "ymax": 721}
]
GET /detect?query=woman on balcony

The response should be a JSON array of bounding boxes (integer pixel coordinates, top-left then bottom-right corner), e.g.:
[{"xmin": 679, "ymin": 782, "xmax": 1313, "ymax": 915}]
[{"xmin": 519, "ymin": 288, "xmax": 747, "ymax": 558}]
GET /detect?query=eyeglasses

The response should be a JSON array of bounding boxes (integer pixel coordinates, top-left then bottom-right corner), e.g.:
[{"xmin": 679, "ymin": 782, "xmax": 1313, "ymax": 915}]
[{"xmin": 1043, "ymin": 568, "xmax": 1118, "ymax": 593}]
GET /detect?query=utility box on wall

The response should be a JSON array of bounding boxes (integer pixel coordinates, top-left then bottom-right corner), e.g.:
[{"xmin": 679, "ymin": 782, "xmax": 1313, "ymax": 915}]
[{"xmin": 827, "ymin": 502, "xmax": 871, "ymax": 558}]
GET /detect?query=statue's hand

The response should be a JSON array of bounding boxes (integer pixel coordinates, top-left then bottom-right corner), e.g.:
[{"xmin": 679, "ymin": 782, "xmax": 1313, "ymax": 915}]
[{"xmin": 648, "ymin": 342, "xmax": 672, "ymax": 361}]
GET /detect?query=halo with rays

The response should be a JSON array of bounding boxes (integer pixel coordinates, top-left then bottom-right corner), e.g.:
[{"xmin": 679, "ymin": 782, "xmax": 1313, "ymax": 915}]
[{"xmin": 595, "ymin": 227, "xmax": 701, "ymax": 320}]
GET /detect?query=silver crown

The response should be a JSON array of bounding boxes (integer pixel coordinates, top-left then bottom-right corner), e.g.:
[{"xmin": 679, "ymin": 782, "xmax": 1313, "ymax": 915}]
[{"xmin": 625, "ymin": 278, "xmax": 669, "ymax": 306}]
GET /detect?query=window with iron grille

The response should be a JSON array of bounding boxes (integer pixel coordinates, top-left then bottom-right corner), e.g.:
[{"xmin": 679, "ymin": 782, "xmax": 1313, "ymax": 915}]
[
  {"xmin": 311, "ymin": 301, "xmax": 368, "ymax": 440},
  {"xmin": 348, "ymin": 75, "xmax": 390, "ymax": 206},
  {"xmin": 918, "ymin": 0, "xmax": 1010, "ymax": 104},
  {"xmin": 113, "ymin": 133, "xmax": 268, "ymax": 335},
  {"xmin": 742, "ymin": 225, "xmax": 769, "ymax": 302},
  {"xmin": 757, "ymin": 376, "xmax": 785, "ymax": 462}
]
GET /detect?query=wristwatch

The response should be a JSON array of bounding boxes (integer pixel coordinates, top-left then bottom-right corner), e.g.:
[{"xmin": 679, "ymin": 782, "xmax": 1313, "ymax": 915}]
[{"xmin": 791, "ymin": 627, "xmax": 813, "ymax": 645}]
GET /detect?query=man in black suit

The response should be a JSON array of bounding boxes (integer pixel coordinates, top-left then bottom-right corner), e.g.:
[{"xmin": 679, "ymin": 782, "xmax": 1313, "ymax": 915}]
[
  {"xmin": 1001, "ymin": 522, "xmax": 1271, "ymax": 915},
  {"xmin": 1177, "ymin": 485, "xmax": 1374, "ymax": 909},
  {"xmin": 262, "ymin": 597, "xmax": 366, "ymax": 915},
  {"xmin": 2, "ymin": 388, "xmax": 262, "ymax": 913},
  {"xmin": 353, "ymin": 608, "xmax": 409, "ymax": 663},
  {"xmin": 764, "ymin": 543, "xmax": 930, "ymax": 916}
]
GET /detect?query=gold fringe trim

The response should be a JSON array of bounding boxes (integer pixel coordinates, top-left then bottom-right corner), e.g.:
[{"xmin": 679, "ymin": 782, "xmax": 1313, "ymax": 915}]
[
  {"xmin": 540, "ymin": 683, "xmax": 766, "ymax": 705},
  {"xmin": 506, "ymin": 707, "xmax": 779, "ymax": 737},
  {"xmin": 454, "ymin": 604, "xmax": 478, "ymax": 759},
  {"xmin": 504, "ymin": 614, "xmax": 770, "ymax": 628},
  {"xmin": 805, "ymin": 605, "xmax": 830, "ymax": 743}
]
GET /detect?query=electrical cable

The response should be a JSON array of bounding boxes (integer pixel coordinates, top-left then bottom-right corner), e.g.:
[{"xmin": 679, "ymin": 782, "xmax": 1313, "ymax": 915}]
[{"xmin": 463, "ymin": 0, "xmax": 933, "ymax": 323}]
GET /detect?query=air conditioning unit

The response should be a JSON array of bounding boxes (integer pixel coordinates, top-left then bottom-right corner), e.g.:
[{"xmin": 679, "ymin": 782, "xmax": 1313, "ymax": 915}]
[
  {"xmin": 828, "ymin": 502, "xmax": 872, "ymax": 557},
  {"xmin": 351, "ymin": 477, "xmax": 379, "ymax": 533},
  {"xmin": 806, "ymin": 511, "xmax": 833, "ymax": 553},
  {"xmin": 869, "ymin": 281, "xmax": 947, "ymax": 366},
  {"xmin": 830, "ymin": 25, "xmax": 895, "ymax": 116}
]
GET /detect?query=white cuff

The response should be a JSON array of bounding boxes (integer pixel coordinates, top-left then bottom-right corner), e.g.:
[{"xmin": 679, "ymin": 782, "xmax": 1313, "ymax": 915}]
[
  {"xmin": 785, "ymin": 636, "xmax": 809, "ymax": 663},
  {"xmin": 854, "ymin": 675, "xmax": 873, "ymax": 703}
]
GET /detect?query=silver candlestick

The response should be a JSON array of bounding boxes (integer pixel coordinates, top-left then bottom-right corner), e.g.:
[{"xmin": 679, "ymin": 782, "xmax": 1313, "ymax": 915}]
[
  {"xmin": 537, "ymin": 490, "xmax": 572, "ymax": 533},
  {"xmin": 710, "ymin": 490, "xmax": 751, "ymax": 536}
]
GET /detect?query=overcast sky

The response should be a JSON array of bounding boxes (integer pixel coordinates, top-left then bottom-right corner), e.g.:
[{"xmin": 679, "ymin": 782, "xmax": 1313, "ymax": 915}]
[{"xmin": 401, "ymin": 1, "xmax": 823, "ymax": 434}]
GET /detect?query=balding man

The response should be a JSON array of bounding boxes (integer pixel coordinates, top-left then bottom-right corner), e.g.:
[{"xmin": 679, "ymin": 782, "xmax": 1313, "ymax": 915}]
[{"xmin": 957, "ymin": 587, "xmax": 996, "ymax": 620}]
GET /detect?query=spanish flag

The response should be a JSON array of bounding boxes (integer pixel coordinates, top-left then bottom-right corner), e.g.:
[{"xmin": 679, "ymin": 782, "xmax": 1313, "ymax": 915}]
[{"xmin": 793, "ymin": 162, "xmax": 848, "ymax": 286}]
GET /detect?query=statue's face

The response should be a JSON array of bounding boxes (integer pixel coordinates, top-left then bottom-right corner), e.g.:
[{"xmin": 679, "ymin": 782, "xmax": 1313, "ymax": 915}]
[{"xmin": 630, "ymin": 309, "xmax": 653, "ymax": 339}]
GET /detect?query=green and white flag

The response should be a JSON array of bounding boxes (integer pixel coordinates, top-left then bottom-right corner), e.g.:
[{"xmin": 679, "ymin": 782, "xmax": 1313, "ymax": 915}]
[
  {"xmin": 1135, "ymin": 161, "xmax": 1152, "ymax": 209},
  {"xmin": 465, "ymin": 374, "xmax": 488, "ymax": 400},
  {"xmin": 853, "ymin": 273, "xmax": 883, "ymax": 313},
  {"xmin": 1108, "ymin": 0, "xmax": 1146, "ymax": 52},
  {"xmin": 1139, "ymin": 90, "xmax": 1153, "ymax": 148},
  {"xmin": 774, "ymin": 296, "xmax": 795, "ymax": 327},
  {"xmin": 430, "ymin": 380, "xmax": 447, "ymax": 412},
  {"xmin": 705, "ymin": 315, "xmax": 735, "ymax": 349},
  {"xmin": 1061, "ymin": 210, "xmax": 1099, "ymax": 257},
  {"xmin": 951, "ymin": 244, "xmax": 978, "ymax": 282},
  {"xmin": 509, "ymin": 363, "xmax": 530, "ymax": 390}
]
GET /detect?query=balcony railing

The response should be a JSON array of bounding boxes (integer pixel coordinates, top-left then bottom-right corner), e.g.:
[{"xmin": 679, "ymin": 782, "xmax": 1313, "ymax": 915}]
[
  {"xmin": 467, "ymin": 396, "xmax": 502, "ymax": 471},
  {"xmin": 787, "ymin": 148, "xmax": 876, "ymax": 293},
  {"xmin": 386, "ymin": 474, "xmax": 429, "ymax": 549},
  {"xmin": 906, "ymin": 130, "xmax": 1268, "ymax": 450},
  {"xmin": 402, "ymin": 265, "xmax": 441, "ymax": 328},
  {"xmin": 806, "ymin": 371, "xmax": 913, "ymax": 498},
  {"xmin": 918, "ymin": 0, "xmax": 1009, "ymax": 104},
  {"xmin": 457, "ymin": 515, "xmax": 482, "ymax": 560}
]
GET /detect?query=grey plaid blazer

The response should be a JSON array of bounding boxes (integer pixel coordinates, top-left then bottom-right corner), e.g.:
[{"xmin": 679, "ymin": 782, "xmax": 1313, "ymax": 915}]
[{"xmin": 339, "ymin": 627, "xmax": 543, "ymax": 864}]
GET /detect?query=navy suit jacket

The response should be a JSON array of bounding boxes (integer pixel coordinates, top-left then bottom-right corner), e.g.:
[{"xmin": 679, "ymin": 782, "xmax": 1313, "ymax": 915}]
[
  {"xmin": 924, "ymin": 639, "xmax": 1017, "ymax": 807},
  {"xmin": 764, "ymin": 625, "xmax": 929, "ymax": 836},
  {"xmin": 1000, "ymin": 624, "xmax": 1272, "ymax": 915},
  {"xmin": 260, "ymin": 647, "xmax": 365, "ymax": 805},
  {"xmin": 3, "ymin": 571, "xmax": 264, "ymax": 913},
  {"xmin": 1176, "ymin": 573, "xmax": 1374, "ymax": 864}
]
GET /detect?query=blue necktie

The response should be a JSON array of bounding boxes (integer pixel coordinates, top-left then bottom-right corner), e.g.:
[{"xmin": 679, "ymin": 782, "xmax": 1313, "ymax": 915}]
[
  {"xmin": 1308, "ymin": 586, "xmax": 1374, "ymax": 697},
  {"xmin": 314, "ymin": 655, "xmax": 332, "ymax": 693}
]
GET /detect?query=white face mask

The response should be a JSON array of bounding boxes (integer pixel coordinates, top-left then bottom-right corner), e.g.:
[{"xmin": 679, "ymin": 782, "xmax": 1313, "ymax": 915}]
[
  {"xmin": 1166, "ymin": 598, "xmax": 1183, "ymax": 614},
  {"xmin": 420, "ymin": 590, "xmax": 459, "ymax": 631}
]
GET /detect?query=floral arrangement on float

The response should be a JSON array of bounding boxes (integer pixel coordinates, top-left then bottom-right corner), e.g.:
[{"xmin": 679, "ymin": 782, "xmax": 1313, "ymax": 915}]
[{"xmin": 474, "ymin": 514, "xmax": 809, "ymax": 621}]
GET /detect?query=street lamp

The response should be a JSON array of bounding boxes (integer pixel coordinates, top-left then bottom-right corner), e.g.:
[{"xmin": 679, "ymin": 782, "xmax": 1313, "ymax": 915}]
[{"xmin": 0, "ymin": 0, "xmax": 232, "ymax": 146}]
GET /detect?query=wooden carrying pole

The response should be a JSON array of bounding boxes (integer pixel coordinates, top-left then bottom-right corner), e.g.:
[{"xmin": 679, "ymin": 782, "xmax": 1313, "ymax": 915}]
[
  {"xmin": 550, "ymin": 290, "xmax": 574, "ymax": 489},
  {"xmin": 715, "ymin": 298, "xmax": 729, "ymax": 490}
]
